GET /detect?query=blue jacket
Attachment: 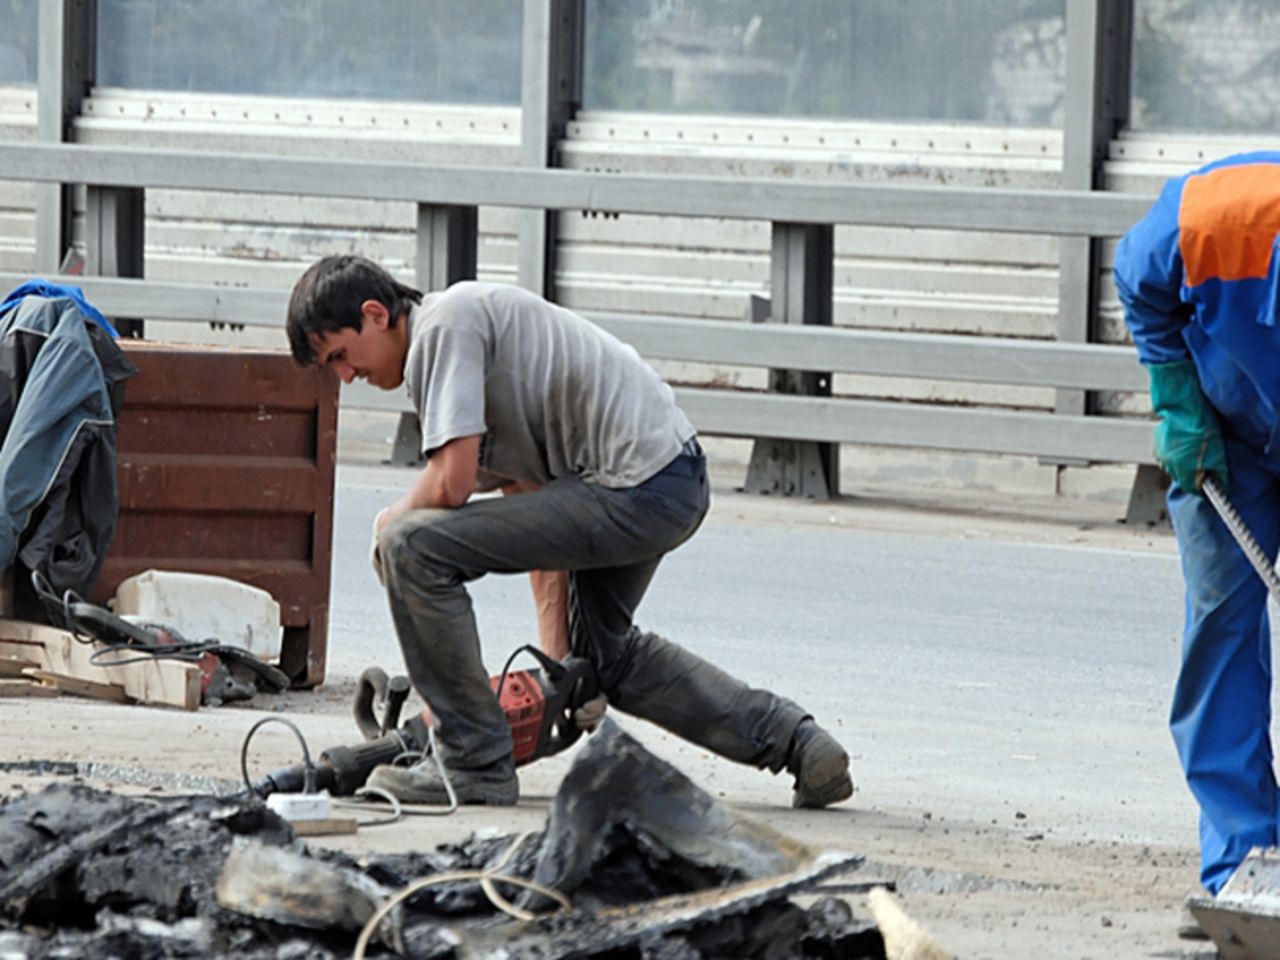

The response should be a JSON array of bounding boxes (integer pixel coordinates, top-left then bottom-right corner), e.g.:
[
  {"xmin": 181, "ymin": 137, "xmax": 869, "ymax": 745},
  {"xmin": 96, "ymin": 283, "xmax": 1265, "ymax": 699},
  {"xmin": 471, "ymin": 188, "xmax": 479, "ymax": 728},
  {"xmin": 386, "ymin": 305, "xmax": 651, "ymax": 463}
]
[
  {"xmin": 0, "ymin": 292, "xmax": 135, "ymax": 614},
  {"xmin": 1115, "ymin": 151, "xmax": 1280, "ymax": 455}
]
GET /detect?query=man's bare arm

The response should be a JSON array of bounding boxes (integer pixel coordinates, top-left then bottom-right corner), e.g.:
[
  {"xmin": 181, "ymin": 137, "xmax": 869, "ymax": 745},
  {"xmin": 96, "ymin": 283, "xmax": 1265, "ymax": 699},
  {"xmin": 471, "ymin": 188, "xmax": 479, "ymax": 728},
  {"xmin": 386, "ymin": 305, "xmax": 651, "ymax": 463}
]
[
  {"xmin": 502, "ymin": 480, "xmax": 571, "ymax": 660},
  {"xmin": 377, "ymin": 434, "xmax": 482, "ymax": 534}
]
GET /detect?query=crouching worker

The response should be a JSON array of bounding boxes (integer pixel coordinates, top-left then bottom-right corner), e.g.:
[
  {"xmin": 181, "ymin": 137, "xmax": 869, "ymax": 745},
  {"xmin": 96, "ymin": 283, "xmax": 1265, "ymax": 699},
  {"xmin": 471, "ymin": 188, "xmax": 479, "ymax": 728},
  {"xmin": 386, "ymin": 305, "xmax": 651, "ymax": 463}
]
[{"xmin": 286, "ymin": 256, "xmax": 852, "ymax": 809}]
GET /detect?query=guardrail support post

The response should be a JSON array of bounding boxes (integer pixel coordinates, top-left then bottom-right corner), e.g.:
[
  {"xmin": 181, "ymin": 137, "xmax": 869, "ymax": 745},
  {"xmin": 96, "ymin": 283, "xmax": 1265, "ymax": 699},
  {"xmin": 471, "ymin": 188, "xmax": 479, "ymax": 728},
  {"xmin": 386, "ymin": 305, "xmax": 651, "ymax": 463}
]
[
  {"xmin": 518, "ymin": 0, "xmax": 584, "ymax": 299},
  {"xmin": 745, "ymin": 222, "xmax": 838, "ymax": 499},
  {"xmin": 1061, "ymin": 1, "xmax": 1148, "ymax": 515},
  {"xmin": 415, "ymin": 203, "xmax": 478, "ymax": 293},
  {"xmin": 1055, "ymin": 0, "xmax": 1132, "ymax": 423},
  {"xmin": 84, "ymin": 185, "xmax": 144, "ymax": 337},
  {"xmin": 1124, "ymin": 464, "xmax": 1168, "ymax": 526},
  {"xmin": 35, "ymin": 0, "xmax": 95, "ymax": 274},
  {"xmin": 396, "ymin": 203, "xmax": 479, "ymax": 465}
]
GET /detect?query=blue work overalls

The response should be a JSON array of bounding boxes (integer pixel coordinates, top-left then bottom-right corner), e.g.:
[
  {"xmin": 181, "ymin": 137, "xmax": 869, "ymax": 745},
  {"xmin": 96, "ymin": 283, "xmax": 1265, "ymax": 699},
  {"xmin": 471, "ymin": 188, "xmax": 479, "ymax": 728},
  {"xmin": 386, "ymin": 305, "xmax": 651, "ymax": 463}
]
[{"xmin": 1116, "ymin": 151, "xmax": 1280, "ymax": 893}]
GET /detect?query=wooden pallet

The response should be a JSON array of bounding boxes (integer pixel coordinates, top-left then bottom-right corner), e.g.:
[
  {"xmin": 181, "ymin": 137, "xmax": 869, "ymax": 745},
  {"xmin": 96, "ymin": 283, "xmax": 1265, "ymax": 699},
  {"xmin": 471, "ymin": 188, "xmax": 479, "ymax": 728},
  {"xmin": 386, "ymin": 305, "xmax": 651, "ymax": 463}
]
[{"xmin": 0, "ymin": 619, "xmax": 201, "ymax": 710}]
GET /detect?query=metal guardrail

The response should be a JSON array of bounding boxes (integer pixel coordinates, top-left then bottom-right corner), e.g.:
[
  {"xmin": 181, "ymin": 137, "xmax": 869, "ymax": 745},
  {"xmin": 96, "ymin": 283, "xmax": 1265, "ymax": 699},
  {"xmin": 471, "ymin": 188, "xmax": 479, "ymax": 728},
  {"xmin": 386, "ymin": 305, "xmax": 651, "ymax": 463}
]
[
  {"xmin": 0, "ymin": 142, "xmax": 1156, "ymax": 471},
  {"xmin": 0, "ymin": 142, "xmax": 1153, "ymax": 235},
  {"xmin": 0, "ymin": 274, "xmax": 1147, "ymax": 390},
  {"xmin": 0, "ymin": 272, "xmax": 1156, "ymax": 467}
]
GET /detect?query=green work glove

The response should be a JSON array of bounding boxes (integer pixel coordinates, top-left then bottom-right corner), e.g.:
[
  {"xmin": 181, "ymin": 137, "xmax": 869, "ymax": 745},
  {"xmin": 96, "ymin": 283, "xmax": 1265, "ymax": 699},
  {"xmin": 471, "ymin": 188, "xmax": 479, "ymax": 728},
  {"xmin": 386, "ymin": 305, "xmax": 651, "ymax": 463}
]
[{"xmin": 1148, "ymin": 359, "xmax": 1228, "ymax": 494}]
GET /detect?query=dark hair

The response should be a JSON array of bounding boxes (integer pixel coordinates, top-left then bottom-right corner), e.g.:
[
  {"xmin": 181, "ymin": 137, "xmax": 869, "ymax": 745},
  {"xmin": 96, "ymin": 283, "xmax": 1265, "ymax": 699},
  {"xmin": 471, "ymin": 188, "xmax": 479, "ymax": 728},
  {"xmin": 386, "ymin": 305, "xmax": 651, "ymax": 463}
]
[{"xmin": 286, "ymin": 255, "xmax": 423, "ymax": 365}]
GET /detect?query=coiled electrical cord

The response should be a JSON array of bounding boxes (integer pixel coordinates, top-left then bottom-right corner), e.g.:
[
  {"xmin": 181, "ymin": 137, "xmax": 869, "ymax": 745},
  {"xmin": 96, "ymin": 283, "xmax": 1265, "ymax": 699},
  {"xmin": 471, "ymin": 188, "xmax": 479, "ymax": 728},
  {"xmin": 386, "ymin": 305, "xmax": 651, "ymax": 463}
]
[
  {"xmin": 352, "ymin": 831, "xmax": 570, "ymax": 960},
  {"xmin": 240, "ymin": 716, "xmax": 318, "ymax": 795},
  {"xmin": 235, "ymin": 715, "xmax": 460, "ymax": 823},
  {"xmin": 30, "ymin": 569, "xmax": 220, "ymax": 666}
]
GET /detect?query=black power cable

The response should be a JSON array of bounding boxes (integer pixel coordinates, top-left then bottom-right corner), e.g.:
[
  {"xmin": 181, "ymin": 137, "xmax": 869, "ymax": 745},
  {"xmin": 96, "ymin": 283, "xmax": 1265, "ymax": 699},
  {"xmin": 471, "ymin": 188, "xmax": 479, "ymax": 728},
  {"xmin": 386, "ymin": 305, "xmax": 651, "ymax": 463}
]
[
  {"xmin": 26, "ymin": 576, "xmax": 290, "ymax": 696},
  {"xmin": 239, "ymin": 716, "xmax": 317, "ymax": 795}
]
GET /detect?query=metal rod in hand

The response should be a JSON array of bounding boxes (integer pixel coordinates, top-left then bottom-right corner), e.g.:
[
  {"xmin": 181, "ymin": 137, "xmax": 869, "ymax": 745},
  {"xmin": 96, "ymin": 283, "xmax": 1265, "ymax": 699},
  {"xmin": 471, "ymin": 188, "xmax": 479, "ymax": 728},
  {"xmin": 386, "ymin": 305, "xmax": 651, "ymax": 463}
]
[{"xmin": 1202, "ymin": 476, "xmax": 1280, "ymax": 606}]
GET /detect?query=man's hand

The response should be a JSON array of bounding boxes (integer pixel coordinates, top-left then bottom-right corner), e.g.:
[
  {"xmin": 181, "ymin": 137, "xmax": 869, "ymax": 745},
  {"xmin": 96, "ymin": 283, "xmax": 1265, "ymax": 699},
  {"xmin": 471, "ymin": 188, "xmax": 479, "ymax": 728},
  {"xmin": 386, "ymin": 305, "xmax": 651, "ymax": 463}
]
[
  {"xmin": 1149, "ymin": 359, "xmax": 1228, "ymax": 494},
  {"xmin": 370, "ymin": 507, "xmax": 391, "ymax": 585},
  {"xmin": 369, "ymin": 435, "xmax": 480, "ymax": 586},
  {"xmin": 374, "ymin": 504, "xmax": 397, "ymax": 535},
  {"xmin": 573, "ymin": 693, "xmax": 608, "ymax": 733},
  {"xmin": 407, "ymin": 435, "xmax": 481, "ymax": 510}
]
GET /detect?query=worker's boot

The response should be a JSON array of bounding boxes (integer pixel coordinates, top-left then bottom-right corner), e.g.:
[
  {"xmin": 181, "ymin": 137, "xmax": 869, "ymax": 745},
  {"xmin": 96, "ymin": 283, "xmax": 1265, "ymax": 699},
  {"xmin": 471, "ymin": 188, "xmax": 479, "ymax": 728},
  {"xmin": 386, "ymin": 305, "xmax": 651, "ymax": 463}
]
[
  {"xmin": 787, "ymin": 719, "xmax": 853, "ymax": 809},
  {"xmin": 366, "ymin": 753, "xmax": 518, "ymax": 806}
]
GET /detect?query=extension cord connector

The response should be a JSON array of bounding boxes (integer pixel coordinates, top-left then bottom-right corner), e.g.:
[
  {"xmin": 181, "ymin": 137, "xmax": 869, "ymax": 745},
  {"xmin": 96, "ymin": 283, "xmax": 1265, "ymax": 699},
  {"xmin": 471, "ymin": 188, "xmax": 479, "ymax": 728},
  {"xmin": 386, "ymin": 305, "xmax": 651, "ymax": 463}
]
[{"xmin": 266, "ymin": 790, "xmax": 333, "ymax": 823}]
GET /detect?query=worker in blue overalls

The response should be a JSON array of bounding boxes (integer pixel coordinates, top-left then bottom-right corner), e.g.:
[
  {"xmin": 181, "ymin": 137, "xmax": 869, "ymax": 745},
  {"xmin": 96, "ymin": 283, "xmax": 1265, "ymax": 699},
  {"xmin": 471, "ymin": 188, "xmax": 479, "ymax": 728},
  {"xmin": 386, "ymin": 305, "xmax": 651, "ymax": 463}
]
[{"xmin": 1116, "ymin": 151, "xmax": 1280, "ymax": 906}]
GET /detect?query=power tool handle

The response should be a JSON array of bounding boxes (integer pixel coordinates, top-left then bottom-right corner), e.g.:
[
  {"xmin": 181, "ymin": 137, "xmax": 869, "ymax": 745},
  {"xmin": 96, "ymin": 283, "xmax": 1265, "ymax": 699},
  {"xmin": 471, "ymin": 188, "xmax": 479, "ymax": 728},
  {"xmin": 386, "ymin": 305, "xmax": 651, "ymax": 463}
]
[
  {"xmin": 353, "ymin": 666, "xmax": 390, "ymax": 740},
  {"xmin": 354, "ymin": 667, "xmax": 415, "ymax": 740},
  {"xmin": 382, "ymin": 675, "xmax": 412, "ymax": 735},
  {"xmin": 516, "ymin": 644, "xmax": 599, "ymax": 708},
  {"xmin": 560, "ymin": 656, "xmax": 599, "ymax": 708}
]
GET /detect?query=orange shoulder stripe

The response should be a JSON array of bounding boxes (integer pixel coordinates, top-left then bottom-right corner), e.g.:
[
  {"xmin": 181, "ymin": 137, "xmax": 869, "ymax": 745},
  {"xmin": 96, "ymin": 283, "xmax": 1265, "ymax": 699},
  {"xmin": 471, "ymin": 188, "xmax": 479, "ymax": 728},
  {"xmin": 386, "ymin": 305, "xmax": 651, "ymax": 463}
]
[{"xmin": 1179, "ymin": 163, "xmax": 1280, "ymax": 287}]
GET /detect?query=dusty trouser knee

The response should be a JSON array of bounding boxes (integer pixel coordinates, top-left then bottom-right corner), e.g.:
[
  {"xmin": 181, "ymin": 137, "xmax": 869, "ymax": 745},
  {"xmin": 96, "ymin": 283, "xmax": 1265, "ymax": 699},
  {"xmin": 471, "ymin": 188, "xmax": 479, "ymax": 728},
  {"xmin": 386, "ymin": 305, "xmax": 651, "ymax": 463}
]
[
  {"xmin": 601, "ymin": 626, "xmax": 808, "ymax": 772},
  {"xmin": 570, "ymin": 542, "xmax": 808, "ymax": 773},
  {"xmin": 379, "ymin": 511, "xmax": 512, "ymax": 769},
  {"xmin": 569, "ymin": 552, "xmax": 807, "ymax": 772}
]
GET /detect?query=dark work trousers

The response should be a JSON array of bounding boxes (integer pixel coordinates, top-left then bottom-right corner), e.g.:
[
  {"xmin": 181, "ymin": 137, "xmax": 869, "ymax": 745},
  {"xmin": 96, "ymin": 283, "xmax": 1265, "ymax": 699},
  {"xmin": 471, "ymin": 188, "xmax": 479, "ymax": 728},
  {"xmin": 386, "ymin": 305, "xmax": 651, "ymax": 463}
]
[{"xmin": 378, "ymin": 444, "xmax": 808, "ymax": 772}]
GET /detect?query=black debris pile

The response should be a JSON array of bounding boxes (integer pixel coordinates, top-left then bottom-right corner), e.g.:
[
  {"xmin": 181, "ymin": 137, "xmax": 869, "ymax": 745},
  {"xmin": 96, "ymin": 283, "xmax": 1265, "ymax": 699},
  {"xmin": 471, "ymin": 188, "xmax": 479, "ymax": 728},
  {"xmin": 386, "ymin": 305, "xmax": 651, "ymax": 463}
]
[
  {"xmin": 0, "ymin": 721, "xmax": 884, "ymax": 959},
  {"xmin": 0, "ymin": 780, "xmax": 316, "ymax": 958}
]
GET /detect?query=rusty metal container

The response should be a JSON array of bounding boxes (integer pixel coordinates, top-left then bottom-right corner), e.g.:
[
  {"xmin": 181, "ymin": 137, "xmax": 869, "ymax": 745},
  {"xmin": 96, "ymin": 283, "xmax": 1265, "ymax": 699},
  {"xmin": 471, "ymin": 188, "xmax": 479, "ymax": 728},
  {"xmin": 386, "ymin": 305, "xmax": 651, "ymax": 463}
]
[{"xmin": 92, "ymin": 341, "xmax": 338, "ymax": 688}]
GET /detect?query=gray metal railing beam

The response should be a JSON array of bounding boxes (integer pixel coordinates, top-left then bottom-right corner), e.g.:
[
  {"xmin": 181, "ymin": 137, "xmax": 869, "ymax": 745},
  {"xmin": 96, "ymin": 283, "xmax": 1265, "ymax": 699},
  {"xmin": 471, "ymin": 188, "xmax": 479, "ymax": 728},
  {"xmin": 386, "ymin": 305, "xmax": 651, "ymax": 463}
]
[
  {"xmin": 0, "ymin": 272, "xmax": 1152, "ymax": 391},
  {"xmin": 0, "ymin": 273, "xmax": 1146, "ymax": 392},
  {"xmin": 0, "ymin": 143, "xmax": 1152, "ymax": 237},
  {"xmin": 674, "ymin": 390, "xmax": 1155, "ymax": 465},
  {"xmin": 590, "ymin": 314, "xmax": 1147, "ymax": 391},
  {"xmin": 338, "ymin": 381, "xmax": 1155, "ymax": 466},
  {"xmin": 0, "ymin": 274, "xmax": 290, "ymax": 325}
]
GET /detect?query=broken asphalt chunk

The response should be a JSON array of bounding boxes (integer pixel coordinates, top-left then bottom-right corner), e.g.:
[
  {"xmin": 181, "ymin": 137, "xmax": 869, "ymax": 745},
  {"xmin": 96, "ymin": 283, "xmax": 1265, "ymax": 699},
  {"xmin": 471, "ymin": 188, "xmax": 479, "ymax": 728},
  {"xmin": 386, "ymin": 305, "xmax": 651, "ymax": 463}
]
[
  {"xmin": 528, "ymin": 718, "xmax": 838, "ymax": 904},
  {"xmin": 216, "ymin": 837, "xmax": 404, "ymax": 951}
]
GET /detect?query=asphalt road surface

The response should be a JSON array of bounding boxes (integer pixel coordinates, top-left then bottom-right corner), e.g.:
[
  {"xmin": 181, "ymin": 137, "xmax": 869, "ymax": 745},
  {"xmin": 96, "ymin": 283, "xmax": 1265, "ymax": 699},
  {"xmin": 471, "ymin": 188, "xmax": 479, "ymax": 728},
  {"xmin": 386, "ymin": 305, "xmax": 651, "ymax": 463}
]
[
  {"xmin": 330, "ymin": 462, "xmax": 1197, "ymax": 849},
  {"xmin": 0, "ymin": 460, "xmax": 1215, "ymax": 958}
]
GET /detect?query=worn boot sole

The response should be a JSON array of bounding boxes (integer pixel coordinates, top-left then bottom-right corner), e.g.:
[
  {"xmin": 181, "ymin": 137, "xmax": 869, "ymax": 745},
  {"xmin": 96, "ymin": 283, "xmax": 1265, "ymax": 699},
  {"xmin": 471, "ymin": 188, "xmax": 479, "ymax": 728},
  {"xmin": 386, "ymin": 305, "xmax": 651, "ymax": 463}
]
[
  {"xmin": 365, "ymin": 765, "xmax": 519, "ymax": 806},
  {"xmin": 792, "ymin": 736, "xmax": 854, "ymax": 809}
]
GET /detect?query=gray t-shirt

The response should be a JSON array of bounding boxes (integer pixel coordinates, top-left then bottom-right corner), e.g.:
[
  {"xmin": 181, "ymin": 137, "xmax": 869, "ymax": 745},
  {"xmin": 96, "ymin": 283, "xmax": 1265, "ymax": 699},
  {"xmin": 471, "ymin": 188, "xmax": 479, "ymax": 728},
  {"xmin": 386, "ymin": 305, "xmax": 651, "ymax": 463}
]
[{"xmin": 402, "ymin": 282, "xmax": 694, "ymax": 490}]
